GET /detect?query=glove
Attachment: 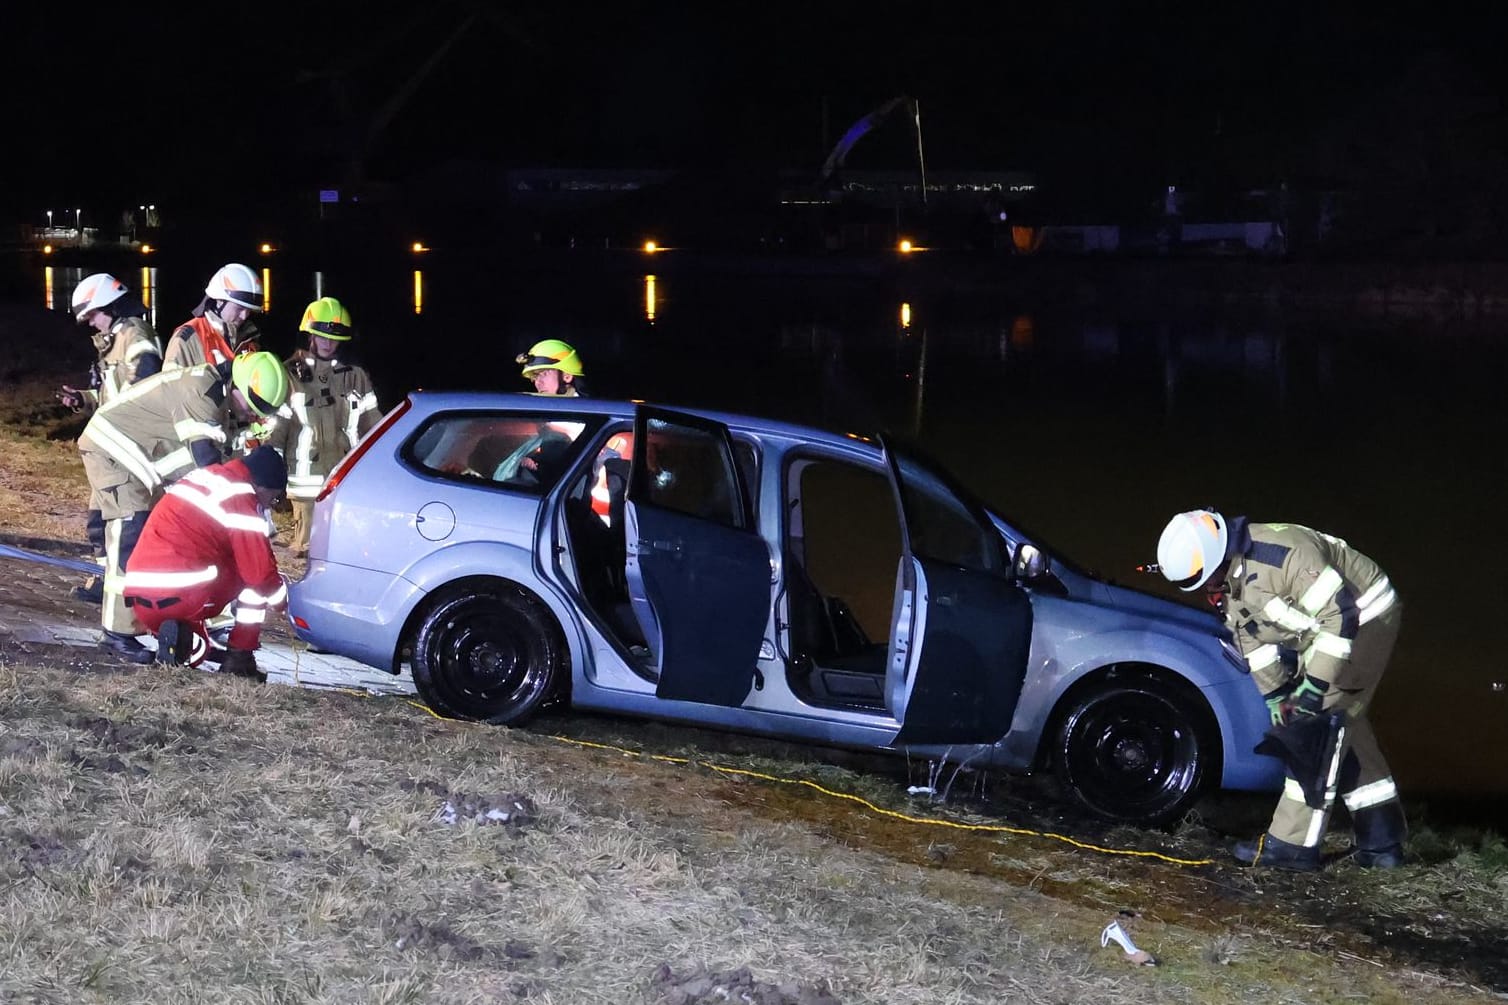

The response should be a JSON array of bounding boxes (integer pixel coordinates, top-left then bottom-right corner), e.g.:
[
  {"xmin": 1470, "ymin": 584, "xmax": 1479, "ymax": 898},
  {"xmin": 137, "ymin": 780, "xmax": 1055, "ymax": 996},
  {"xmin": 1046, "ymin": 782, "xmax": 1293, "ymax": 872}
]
[
  {"xmin": 219, "ymin": 648, "xmax": 266, "ymax": 683},
  {"xmin": 1263, "ymin": 684, "xmax": 1296, "ymax": 727},
  {"xmin": 1285, "ymin": 676, "xmax": 1330, "ymax": 717},
  {"xmin": 56, "ymin": 386, "xmax": 85, "ymax": 411}
]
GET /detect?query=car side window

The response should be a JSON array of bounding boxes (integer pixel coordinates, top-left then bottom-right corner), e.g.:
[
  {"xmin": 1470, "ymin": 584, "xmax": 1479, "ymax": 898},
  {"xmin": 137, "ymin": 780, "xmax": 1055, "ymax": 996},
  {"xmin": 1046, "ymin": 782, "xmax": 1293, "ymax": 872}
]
[
  {"xmin": 892, "ymin": 454, "xmax": 1007, "ymax": 576},
  {"xmin": 637, "ymin": 418, "xmax": 748, "ymax": 529},
  {"xmin": 405, "ymin": 411, "xmax": 603, "ymax": 494}
]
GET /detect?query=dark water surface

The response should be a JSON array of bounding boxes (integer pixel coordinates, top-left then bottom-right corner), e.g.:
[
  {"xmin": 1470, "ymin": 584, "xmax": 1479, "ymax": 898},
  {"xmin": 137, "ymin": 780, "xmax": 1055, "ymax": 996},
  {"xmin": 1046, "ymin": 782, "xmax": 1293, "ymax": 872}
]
[{"xmin": 26, "ymin": 253, "xmax": 1508, "ymax": 810}]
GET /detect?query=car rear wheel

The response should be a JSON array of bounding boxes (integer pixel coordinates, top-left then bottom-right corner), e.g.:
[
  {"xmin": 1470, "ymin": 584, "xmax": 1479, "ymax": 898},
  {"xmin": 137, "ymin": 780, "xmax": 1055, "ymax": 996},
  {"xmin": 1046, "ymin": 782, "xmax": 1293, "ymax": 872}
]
[
  {"xmin": 411, "ymin": 582, "xmax": 565, "ymax": 725},
  {"xmin": 1053, "ymin": 670, "xmax": 1216, "ymax": 826}
]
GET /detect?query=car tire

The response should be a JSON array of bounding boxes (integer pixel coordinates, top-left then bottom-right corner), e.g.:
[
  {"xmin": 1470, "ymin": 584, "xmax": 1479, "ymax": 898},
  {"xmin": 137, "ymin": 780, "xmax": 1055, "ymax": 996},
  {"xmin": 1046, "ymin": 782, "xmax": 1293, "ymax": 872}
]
[
  {"xmin": 410, "ymin": 582, "xmax": 565, "ymax": 725},
  {"xmin": 1053, "ymin": 669, "xmax": 1216, "ymax": 827}
]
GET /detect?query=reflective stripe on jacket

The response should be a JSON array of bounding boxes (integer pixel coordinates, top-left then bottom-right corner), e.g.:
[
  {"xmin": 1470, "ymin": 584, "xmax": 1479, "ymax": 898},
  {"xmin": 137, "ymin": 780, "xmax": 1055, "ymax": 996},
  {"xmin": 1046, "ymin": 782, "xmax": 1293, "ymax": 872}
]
[
  {"xmin": 79, "ymin": 364, "xmax": 228, "ymax": 491},
  {"xmin": 268, "ymin": 352, "xmax": 380, "ymax": 501},
  {"xmin": 84, "ymin": 317, "xmax": 163, "ymax": 410},
  {"xmin": 122, "ymin": 457, "xmax": 285, "ymax": 651},
  {"xmin": 1223, "ymin": 519, "xmax": 1398, "ymax": 695}
]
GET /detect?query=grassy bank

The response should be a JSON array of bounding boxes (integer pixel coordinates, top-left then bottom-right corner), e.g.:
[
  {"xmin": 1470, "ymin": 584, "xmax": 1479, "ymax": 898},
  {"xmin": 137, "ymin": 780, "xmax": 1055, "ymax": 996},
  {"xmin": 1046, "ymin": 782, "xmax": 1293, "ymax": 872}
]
[{"xmin": 1, "ymin": 302, "xmax": 1505, "ymax": 1002}]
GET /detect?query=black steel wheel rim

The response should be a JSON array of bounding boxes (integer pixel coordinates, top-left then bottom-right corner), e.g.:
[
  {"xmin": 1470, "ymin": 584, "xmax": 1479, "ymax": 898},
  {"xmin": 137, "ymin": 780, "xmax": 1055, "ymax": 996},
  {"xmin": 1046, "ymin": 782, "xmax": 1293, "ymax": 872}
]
[
  {"xmin": 431, "ymin": 597, "xmax": 547, "ymax": 717},
  {"xmin": 1063, "ymin": 689, "xmax": 1200, "ymax": 819}
]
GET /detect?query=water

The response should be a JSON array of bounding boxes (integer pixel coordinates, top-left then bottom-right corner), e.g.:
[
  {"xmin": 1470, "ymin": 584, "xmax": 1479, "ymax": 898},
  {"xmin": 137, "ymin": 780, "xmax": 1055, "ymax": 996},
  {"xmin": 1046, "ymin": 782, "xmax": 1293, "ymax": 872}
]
[{"xmin": 25, "ymin": 251, "xmax": 1508, "ymax": 808}]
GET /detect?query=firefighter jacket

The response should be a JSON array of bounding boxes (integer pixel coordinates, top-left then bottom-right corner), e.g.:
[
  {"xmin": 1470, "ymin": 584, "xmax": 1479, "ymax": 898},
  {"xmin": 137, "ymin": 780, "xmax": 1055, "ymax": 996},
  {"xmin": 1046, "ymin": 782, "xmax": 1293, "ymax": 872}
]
[
  {"xmin": 1221, "ymin": 518, "xmax": 1399, "ymax": 697},
  {"xmin": 163, "ymin": 313, "xmax": 262, "ymax": 370},
  {"xmin": 78, "ymin": 363, "xmax": 229, "ymax": 497},
  {"xmin": 121, "ymin": 457, "xmax": 286, "ymax": 651},
  {"xmin": 82, "ymin": 316, "xmax": 162, "ymax": 412},
  {"xmin": 267, "ymin": 351, "xmax": 381, "ymax": 501}
]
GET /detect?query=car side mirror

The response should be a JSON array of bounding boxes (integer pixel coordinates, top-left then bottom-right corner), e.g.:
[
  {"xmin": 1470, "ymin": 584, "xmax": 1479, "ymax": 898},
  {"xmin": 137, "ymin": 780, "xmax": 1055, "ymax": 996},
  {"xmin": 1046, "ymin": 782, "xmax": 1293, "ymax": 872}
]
[{"xmin": 1015, "ymin": 543, "xmax": 1049, "ymax": 581}]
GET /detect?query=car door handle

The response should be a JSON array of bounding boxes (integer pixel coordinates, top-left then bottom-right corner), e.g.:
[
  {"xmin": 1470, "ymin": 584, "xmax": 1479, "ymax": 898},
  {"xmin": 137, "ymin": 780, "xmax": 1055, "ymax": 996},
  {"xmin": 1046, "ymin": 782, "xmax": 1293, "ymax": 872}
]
[{"xmin": 640, "ymin": 538, "xmax": 681, "ymax": 555}]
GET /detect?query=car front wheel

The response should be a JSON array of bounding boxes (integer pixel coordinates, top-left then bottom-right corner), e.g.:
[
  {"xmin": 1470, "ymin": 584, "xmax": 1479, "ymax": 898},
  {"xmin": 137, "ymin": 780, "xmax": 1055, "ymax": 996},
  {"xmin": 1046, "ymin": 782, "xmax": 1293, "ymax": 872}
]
[
  {"xmin": 410, "ymin": 582, "xmax": 565, "ymax": 725},
  {"xmin": 1053, "ymin": 671, "xmax": 1216, "ymax": 826}
]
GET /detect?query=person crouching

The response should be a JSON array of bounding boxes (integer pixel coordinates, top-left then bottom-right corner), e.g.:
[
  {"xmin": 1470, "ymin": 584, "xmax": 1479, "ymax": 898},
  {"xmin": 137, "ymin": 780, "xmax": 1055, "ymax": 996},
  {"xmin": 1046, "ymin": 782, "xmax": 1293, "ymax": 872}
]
[{"xmin": 122, "ymin": 446, "xmax": 289, "ymax": 681}]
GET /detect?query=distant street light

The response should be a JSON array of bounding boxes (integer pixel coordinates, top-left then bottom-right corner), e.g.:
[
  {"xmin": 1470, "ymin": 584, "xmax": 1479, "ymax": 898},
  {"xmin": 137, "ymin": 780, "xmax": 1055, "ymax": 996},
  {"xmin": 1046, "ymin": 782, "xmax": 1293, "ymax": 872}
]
[
  {"xmin": 46, "ymin": 210, "xmax": 52, "ymax": 230},
  {"xmin": 75, "ymin": 208, "xmax": 81, "ymax": 231}
]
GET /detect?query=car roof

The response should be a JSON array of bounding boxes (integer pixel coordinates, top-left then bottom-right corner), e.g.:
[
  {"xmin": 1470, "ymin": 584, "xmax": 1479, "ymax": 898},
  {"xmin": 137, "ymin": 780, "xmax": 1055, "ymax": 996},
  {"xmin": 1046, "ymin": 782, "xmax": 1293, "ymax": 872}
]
[{"xmin": 404, "ymin": 390, "xmax": 880, "ymax": 451}]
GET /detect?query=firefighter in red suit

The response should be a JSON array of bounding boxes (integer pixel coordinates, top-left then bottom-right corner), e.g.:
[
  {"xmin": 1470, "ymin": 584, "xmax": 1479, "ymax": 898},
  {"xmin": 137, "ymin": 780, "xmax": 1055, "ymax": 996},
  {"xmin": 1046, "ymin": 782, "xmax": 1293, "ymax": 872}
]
[{"xmin": 122, "ymin": 445, "xmax": 288, "ymax": 682}]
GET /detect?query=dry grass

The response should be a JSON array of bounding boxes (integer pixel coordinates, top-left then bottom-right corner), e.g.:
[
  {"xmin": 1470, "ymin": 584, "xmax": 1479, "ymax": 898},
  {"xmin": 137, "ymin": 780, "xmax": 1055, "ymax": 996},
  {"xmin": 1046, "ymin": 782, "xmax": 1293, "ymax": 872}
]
[{"xmin": 0, "ymin": 660, "xmax": 1498, "ymax": 1005}]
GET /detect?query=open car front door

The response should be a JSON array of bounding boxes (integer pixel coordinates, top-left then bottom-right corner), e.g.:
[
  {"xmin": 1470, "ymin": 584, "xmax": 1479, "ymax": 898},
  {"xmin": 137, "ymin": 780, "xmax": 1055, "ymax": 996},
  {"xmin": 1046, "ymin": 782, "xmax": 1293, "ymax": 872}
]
[
  {"xmin": 625, "ymin": 407, "xmax": 770, "ymax": 706},
  {"xmin": 881, "ymin": 436, "xmax": 1033, "ymax": 745}
]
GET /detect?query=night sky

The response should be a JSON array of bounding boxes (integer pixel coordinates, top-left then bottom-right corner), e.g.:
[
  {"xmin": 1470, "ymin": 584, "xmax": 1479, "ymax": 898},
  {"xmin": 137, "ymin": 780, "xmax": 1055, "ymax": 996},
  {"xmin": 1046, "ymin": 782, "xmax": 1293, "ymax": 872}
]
[{"xmin": 5, "ymin": 2, "xmax": 1504, "ymax": 224}]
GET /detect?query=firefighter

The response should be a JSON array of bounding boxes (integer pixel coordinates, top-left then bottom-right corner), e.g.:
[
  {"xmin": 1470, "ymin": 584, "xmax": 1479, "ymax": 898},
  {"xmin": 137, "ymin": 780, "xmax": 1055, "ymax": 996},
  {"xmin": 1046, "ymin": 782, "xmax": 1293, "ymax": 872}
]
[
  {"xmin": 266, "ymin": 297, "xmax": 381, "ymax": 558},
  {"xmin": 123, "ymin": 446, "xmax": 289, "ymax": 682},
  {"xmin": 58, "ymin": 273, "xmax": 164, "ymax": 603},
  {"xmin": 78, "ymin": 352, "xmax": 289, "ymax": 662},
  {"xmin": 589, "ymin": 430, "xmax": 632, "ymax": 525},
  {"xmin": 1156, "ymin": 509, "xmax": 1406, "ymax": 870},
  {"xmin": 162, "ymin": 263, "xmax": 264, "ymax": 369},
  {"xmin": 517, "ymin": 338, "xmax": 587, "ymax": 396}
]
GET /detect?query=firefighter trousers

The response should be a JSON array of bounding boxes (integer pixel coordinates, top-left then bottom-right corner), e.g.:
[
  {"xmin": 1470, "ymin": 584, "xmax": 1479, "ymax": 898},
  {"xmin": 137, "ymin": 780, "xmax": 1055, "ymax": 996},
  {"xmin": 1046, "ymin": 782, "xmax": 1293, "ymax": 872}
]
[{"xmin": 1269, "ymin": 605, "xmax": 1404, "ymax": 849}]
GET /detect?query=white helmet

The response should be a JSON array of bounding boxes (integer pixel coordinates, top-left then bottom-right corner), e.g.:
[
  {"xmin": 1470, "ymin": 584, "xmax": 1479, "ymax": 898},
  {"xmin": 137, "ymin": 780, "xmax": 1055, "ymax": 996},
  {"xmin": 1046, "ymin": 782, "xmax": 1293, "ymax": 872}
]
[
  {"xmin": 205, "ymin": 263, "xmax": 263, "ymax": 311},
  {"xmin": 1156, "ymin": 509, "xmax": 1229, "ymax": 591},
  {"xmin": 71, "ymin": 272, "xmax": 128, "ymax": 320}
]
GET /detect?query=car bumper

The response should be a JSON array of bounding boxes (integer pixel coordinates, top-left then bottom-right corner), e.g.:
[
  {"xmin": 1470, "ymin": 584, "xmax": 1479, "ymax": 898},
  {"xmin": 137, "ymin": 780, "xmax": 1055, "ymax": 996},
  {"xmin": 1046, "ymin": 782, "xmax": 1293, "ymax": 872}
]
[{"xmin": 287, "ymin": 560, "xmax": 425, "ymax": 672}]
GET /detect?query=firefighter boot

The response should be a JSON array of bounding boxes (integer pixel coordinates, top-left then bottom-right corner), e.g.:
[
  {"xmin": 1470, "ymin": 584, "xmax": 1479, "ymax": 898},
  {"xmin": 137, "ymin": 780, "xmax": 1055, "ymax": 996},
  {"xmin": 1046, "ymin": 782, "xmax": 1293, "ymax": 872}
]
[
  {"xmin": 1351, "ymin": 802, "xmax": 1407, "ymax": 869},
  {"xmin": 99, "ymin": 630, "xmax": 154, "ymax": 665},
  {"xmin": 154, "ymin": 620, "xmax": 194, "ymax": 666},
  {"xmin": 1232, "ymin": 833, "xmax": 1322, "ymax": 871},
  {"xmin": 219, "ymin": 647, "xmax": 267, "ymax": 684}
]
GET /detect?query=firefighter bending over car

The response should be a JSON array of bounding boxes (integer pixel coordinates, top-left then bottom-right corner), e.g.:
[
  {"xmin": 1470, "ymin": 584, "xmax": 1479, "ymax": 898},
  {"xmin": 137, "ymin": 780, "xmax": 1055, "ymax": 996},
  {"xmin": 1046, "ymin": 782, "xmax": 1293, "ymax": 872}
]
[
  {"xmin": 77, "ymin": 352, "xmax": 290, "ymax": 663},
  {"xmin": 58, "ymin": 273, "xmax": 164, "ymax": 604},
  {"xmin": 266, "ymin": 297, "xmax": 380, "ymax": 558},
  {"xmin": 1156, "ymin": 509, "xmax": 1406, "ymax": 871},
  {"xmin": 123, "ymin": 446, "xmax": 289, "ymax": 681}
]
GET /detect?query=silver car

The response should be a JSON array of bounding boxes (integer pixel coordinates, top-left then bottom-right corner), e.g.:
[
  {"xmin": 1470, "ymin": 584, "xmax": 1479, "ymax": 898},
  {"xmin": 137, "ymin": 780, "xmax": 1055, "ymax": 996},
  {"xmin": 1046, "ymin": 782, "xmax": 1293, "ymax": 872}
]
[{"xmin": 288, "ymin": 391, "xmax": 1282, "ymax": 823}]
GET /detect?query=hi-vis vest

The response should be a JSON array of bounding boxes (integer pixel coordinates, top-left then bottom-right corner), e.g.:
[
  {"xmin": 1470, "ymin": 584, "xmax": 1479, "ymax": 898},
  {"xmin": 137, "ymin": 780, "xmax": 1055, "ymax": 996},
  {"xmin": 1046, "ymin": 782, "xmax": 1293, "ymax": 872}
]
[
  {"xmin": 269, "ymin": 352, "xmax": 381, "ymax": 501},
  {"xmin": 84, "ymin": 317, "xmax": 162, "ymax": 411},
  {"xmin": 163, "ymin": 315, "xmax": 261, "ymax": 370},
  {"xmin": 122, "ymin": 458, "xmax": 285, "ymax": 651},
  {"xmin": 590, "ymin": 431, "xmax": 633, "ymax": 524},
  {"xmin": 1223, "ymin": 520, "xmax": 1399, "ymax": 697},
  {"xmin": 79, "ymin": 364, "xmax": 227, "ymax": 493}
]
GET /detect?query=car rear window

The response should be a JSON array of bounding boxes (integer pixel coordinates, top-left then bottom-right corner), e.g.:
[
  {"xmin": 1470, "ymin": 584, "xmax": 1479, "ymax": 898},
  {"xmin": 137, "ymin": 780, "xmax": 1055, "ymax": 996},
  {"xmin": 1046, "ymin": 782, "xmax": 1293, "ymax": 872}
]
[{"xmin": 404, "ymin": 410, "xmax": 605, "ymax": 494}]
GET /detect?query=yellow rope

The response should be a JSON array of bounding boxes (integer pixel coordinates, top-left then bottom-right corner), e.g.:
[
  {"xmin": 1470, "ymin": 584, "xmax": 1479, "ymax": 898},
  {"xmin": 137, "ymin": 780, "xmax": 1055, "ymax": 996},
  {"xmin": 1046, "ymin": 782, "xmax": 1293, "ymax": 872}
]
[
  {"xmin": 280, "ymin": 674, "xmax": 1213, "ymax": 866},
  {"xmin": 549, "ymin": 735, "xmax": 1216, "ymax": 866}
]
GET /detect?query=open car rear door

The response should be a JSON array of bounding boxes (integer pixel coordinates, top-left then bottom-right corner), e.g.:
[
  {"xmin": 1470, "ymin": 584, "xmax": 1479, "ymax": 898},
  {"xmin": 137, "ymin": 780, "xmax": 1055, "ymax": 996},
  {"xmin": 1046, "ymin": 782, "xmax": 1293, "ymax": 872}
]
[
  {"xmin": 626, "ymin": 407, "xmax": 770, "ymax": 706},
  {"xmin": 881, "ymin": 436, "xmax": 1033, "ymax": 745}
]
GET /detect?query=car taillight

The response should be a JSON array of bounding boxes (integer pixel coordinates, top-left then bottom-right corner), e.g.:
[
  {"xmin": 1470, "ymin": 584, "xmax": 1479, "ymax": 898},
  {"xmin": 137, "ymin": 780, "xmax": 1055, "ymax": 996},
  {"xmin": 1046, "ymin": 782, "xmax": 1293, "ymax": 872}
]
[{"xmin": 317, "ymin": 397, "xmax": 412, "ymax": 502}]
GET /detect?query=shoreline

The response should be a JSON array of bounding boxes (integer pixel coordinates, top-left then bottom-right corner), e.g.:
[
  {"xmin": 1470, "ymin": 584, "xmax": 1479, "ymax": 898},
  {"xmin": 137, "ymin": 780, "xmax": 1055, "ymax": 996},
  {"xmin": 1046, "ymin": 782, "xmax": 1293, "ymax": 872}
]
[{"xmin": 12, "ymin": 250, "xmax": 1508, "ymax": 322}]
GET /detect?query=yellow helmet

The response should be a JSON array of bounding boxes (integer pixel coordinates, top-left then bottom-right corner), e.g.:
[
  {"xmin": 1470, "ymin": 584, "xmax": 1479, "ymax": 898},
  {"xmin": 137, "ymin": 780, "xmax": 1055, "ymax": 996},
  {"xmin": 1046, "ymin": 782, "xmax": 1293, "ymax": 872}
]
[
  {"xmin": 299, "ymin": 296, "xmax": 354, "ymax": 341},
  {"xmin": 517, "ymin": 338, "xmax": 583, "ymax": 378},
  {"xmin": 231, "ymin": 351, "xmax": 290, "ymax": 417}
]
